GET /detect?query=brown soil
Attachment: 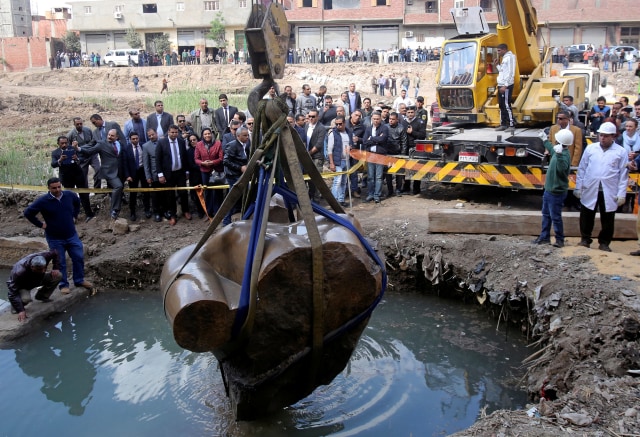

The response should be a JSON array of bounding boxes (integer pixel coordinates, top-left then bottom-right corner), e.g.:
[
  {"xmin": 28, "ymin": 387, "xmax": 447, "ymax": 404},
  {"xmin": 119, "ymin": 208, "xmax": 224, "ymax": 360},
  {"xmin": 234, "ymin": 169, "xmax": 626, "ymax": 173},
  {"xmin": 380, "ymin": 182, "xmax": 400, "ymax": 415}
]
[{"xmin": 1, "ymin": 63, "xmax": 640, "ymax": 436}]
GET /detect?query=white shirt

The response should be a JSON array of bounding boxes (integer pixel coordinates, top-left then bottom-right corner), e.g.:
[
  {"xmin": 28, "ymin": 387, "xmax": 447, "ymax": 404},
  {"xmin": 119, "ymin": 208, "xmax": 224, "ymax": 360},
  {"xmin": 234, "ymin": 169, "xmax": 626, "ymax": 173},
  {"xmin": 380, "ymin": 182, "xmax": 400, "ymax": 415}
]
[{"xmin": 575, "ymin": 142, "xmax": 628, "ymax": 211}]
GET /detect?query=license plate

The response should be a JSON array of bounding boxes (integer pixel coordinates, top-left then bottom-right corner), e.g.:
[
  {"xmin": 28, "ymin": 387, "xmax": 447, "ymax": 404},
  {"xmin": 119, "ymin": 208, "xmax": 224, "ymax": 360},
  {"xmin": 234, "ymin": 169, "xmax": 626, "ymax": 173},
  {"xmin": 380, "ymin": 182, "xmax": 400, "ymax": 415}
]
[{"xmin": 458, "ymin": 152, "xmax": 479, "ymax": 163}]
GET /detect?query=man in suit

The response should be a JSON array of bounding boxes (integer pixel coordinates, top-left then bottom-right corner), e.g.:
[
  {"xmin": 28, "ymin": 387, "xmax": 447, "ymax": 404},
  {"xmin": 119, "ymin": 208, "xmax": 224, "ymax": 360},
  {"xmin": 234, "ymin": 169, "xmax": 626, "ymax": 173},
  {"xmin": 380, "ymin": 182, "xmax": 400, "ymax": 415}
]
[
  {"xmin": 77, "ymin": 128, "xmax": 125, "ymax": 219},
  {"xmin": 67, "ymin": 117, "xmax": 101, "ymax": 190},
  {"xmin": 347, "ymin": 83, "xmax": 362, "ymax": 115},
  {"xmin": 89, "ymin": 113, "xmax": 126, "ymax": 146},
  {"xmin": 146, "ymin": 100, "xmax": 174, "ymax": 138},
  {"xmin": 51, "ymin": 135, "xmax": 94, "ymax": 222},
  {"xmin": 305, "ymin": 109, "xmax": 327, "ymax": 201},
  {"xmin": 156, "ymin": 124, "xmax": 190, "ymax": 225},
  {"xmin": 549, "ymin": 110, "xmax": 583, "ymax": 167},
  {"xmin": 142, "ymin": 128, "xmax": 163, "ymax": 222},
  {"xmin": 222, "ymin": 126, "xmax": 251, "ymax": 226},
  {"xmin": 121, "ymin": 132, "xmax": 151, "ymax": 221},
  {"xmin": 214, "ymin": 93, "xmax": 238, "ymax": 140},
  {"xmin": 222, "ymin": 119, "xmax": 242, "ymax": 150}
]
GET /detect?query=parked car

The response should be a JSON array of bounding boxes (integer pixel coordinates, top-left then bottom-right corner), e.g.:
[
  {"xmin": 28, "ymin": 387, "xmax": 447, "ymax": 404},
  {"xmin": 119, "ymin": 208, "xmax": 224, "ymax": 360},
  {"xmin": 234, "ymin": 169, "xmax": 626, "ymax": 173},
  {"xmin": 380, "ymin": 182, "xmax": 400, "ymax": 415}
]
[
  {"xmin": 570, "ymin": 43, "xmax": 595, "ymax": 52},
  {"xmin": 610, "ymin": 45, "xmax": 638, "ymax": 61},
  {"xmin": 567, "ymin": 47, "xmax": 587, "ymax": 63},
  {"xmin": 103, "ymin": 49, "xmax": 143, "ymax": 67}
]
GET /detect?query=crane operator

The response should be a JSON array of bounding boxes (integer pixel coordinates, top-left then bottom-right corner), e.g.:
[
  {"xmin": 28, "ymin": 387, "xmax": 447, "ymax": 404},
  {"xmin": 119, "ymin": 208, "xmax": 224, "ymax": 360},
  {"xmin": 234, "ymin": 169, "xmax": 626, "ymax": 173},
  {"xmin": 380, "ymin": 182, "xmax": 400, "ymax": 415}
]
[{"xmin": 494, "ymin": 43, "xmax": 516, "ymax": 131}]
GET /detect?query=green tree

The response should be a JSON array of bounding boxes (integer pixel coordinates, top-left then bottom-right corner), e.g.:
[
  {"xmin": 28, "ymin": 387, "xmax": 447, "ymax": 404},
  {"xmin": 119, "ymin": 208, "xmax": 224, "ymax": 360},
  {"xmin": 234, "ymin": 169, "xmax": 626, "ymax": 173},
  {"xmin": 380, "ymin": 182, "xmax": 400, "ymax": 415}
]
[
  {"xmin": 125, "ymin": 25, "xmax": 143, "ymax": 49},
  {"xmin": 207, "ymin": 12, "xmax": 226, "ymax": 47},
  {"xmin": 63, "ymin": 31, "xmax": 81, "ymax": 53},
  {"xmin": 152, "ymin": 33, "xmax": 171, "ymax": 54}
]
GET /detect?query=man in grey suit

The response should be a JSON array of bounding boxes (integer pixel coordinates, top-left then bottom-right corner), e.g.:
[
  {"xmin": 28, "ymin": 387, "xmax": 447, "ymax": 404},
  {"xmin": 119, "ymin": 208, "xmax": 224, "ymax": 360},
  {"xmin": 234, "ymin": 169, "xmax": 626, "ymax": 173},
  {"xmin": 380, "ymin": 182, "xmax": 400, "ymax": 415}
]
[
  {"xmin": 146, "ymin": 100, "xmax": 174, "ymax": 138},
  {"xmin": 77, "ymin": 129, "xmax": 125, "ymax": 219},
  {"xmin": 89, "ymin": 113, "xmax": 126, "ymax": 145}
]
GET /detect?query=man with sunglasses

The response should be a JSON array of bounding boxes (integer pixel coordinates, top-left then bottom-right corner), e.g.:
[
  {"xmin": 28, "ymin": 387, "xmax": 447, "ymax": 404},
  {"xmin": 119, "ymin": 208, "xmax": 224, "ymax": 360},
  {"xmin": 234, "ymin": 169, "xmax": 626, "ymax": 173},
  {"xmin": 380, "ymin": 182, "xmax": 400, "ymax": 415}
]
[
  {"xmin": 549, "ymin": 110, "xmax": 583, "ymax": 166},
  {"xmin": 327, "ymin": 116, "xmax": 352, "ymax": 206},
  {"xmin": 305, "ymin": 109, "xmax": 326, "ymax": 201}
]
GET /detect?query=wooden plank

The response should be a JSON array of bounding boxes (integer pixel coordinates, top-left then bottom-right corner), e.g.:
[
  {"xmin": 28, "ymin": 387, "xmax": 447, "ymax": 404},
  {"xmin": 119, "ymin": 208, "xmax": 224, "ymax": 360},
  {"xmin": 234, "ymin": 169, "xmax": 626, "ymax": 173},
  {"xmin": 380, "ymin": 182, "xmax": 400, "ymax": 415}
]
[{"xmin": 428, "ymin": 209, "xmax": 638, "ymax": 239}]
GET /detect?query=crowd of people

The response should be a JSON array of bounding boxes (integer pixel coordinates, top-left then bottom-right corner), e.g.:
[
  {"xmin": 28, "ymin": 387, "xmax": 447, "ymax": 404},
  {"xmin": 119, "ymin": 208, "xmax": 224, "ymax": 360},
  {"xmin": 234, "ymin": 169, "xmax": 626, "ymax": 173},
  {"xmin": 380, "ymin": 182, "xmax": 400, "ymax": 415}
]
[
  {"xmin": 286, "ymin": 47, "xmax": 440, "ymax": 65},
  {"xmin": 553, "ymin": 45, "xmax": 637, "ymax": 71}
]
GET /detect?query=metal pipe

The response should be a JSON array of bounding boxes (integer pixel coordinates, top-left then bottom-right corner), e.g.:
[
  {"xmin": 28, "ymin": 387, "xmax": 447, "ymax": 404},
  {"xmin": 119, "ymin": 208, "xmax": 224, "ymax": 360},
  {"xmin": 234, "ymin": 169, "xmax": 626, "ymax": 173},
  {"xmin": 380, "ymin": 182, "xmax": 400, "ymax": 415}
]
[{"xmin": 495, "ymin": 0, "xmax": 508, "ymax": 27}]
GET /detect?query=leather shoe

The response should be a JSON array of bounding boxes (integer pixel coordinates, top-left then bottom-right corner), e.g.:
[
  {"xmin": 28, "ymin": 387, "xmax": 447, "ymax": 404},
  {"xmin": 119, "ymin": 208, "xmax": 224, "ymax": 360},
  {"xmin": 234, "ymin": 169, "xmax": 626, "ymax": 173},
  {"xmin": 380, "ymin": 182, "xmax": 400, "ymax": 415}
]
[
  {"xmin": 110, "ymin": 210, "xmax": 118, "ymax": 220},
  {"xmin": 183, "ymin": 212, "xmax": 192, "ymax": 220},
  {"xmin": 577, "ymin": 240, "xmax": 590, "ymax": 248},
  {"xmin": 154, "ymin": 214, "xmax": 162, "ymax": 222},
  {"xmin": 75, "ymin": 281, "xmax": 94, "ymax": 289},
  {"xmin": 85, "ymin": 215, "xmax": 95, "ymax": 223},
  {"xmin": 169, "ymin": 217, "xmax": 177, "ymax": 226},
  {"xmin": 598, "ymin": 243, "xmax": 612, "ymax": 252},
  {"xmin": 495, "ymin": 125, "xmax": 507, "ymax": 131},
  {"xmin": 630, "ymin": 250, "xmax": 640, "ymax": 256},
  {"xmin": 144, "ymin": 210, "xmax": 152, "ymax": 219},
  {"xmin": 553, "ymin": 241, "xmax": 565, "ymax": 248},
  {"xmin": 129, "ymin": 213, "xmax": 137, "ymax": 222}
]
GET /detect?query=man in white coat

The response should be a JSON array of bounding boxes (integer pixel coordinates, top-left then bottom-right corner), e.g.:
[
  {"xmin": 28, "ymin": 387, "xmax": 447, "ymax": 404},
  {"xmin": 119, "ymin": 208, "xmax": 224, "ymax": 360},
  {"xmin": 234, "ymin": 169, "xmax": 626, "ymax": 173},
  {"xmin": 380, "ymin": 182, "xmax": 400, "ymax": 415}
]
[{"xmin": 574, "ymin": 122, "xmax": 629, "ymax": 252}]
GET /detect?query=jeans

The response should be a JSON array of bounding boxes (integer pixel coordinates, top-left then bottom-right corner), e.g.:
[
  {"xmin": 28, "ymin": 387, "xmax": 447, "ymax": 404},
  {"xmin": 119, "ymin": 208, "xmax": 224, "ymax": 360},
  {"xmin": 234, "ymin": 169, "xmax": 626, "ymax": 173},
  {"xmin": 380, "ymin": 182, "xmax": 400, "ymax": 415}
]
[
  {"xmin": 331, "ymin": 159, "xmax": 348, "ymax": 202},
  {"xmin": 539, "ymin": 191, "xmax": 567, "ymax": 243},
  {"xmin": 367, "ymin": 163, "xmax": 384, "ymax": 201},
  {"xmin": 46, "ymin": 234, "xmax": 85, "ymax": 288}
]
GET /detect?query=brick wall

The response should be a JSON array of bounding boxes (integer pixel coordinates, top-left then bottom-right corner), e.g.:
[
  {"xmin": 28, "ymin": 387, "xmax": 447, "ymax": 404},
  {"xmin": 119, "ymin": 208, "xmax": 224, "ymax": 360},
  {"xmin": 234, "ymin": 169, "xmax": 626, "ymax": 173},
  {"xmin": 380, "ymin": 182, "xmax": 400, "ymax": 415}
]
[
  {"xmin": 286, "ymin": 0, "xmax": 403, "ymax": 22},
  {"xmin": 1, "ymin": 37, "xmax": 52, "ymax": 72}
]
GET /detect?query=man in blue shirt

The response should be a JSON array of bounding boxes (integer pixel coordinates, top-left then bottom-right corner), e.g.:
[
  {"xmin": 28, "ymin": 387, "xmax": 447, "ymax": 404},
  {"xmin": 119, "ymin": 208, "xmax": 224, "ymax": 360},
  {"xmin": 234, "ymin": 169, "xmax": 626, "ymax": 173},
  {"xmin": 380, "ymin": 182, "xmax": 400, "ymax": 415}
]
[{"xmin": 23, "ymin": 177, "xmax": 94, "ymax": 296}]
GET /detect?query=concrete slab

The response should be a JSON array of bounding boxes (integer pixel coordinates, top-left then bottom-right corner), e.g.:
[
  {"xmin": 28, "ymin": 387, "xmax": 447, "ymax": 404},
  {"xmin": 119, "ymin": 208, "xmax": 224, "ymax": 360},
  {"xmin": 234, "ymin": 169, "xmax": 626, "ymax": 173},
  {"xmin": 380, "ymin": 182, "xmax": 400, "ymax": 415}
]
[
  {"xmin": 0, "ymin": 286, "xmax": 91, "ymax": 343},
  {"xmin": 428, "ymin": 209, "xmax": 638, "ymax": 239}
]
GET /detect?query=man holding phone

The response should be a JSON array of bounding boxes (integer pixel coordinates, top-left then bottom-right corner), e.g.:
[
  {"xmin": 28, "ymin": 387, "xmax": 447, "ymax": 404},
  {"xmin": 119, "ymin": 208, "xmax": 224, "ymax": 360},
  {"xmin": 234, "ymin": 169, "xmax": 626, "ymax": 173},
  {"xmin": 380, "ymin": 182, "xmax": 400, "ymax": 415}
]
[{"xmin": 51, "ymin": 135, "xmax": 95, "ymax": 222}]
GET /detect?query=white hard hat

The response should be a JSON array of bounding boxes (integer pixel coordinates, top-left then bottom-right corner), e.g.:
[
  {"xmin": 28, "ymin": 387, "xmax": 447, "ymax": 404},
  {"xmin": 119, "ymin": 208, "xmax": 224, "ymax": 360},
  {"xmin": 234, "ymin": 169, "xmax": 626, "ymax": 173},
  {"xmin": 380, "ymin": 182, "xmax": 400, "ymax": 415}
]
[
  {"xmin": 555, "ymin": 129, "xmax": 574, "ymax": 146},
  {"xmin": 597, "ymin": 121, "xmax": 618, "ymax": 135}
]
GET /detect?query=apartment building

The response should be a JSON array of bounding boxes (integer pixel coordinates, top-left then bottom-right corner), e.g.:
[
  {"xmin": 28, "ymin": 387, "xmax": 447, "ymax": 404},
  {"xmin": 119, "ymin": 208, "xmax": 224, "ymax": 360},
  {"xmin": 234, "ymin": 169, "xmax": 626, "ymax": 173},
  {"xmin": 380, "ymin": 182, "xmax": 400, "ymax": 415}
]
[
  {"xmin": 66, "ymin": 0, "xmax": 255, "ymax": 55},
  {"xmin": 0, "ymin": 0, "xmax": 32, "ymax": 37}
]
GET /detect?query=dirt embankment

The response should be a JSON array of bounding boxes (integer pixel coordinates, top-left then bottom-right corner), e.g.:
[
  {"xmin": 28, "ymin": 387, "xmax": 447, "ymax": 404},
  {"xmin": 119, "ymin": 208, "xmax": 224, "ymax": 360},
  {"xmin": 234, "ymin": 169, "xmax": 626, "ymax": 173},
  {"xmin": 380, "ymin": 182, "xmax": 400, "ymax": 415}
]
[{"xmin": 0, "ymin": 64, "xmax": 640, "ymax": 436}]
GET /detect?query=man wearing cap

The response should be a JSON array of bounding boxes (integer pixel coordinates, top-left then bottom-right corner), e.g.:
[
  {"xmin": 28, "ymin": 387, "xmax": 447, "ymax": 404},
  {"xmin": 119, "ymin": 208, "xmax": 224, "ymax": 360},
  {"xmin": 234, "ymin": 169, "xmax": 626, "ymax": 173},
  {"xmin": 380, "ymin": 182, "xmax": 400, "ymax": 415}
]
[
  {"xmin": 574, "ymin": 122, "xmax": 629, "ymax": 252},
  {"xmin": 7, "ymin": 250, "xmax": 62, "ymax": 321},
  {"xmin": 415, "ymin": 96, "xmax": 429, "ymax": 125},
  {"xmin": 533, "ymin": 130, "xmax": 573, "ymax": 247}
]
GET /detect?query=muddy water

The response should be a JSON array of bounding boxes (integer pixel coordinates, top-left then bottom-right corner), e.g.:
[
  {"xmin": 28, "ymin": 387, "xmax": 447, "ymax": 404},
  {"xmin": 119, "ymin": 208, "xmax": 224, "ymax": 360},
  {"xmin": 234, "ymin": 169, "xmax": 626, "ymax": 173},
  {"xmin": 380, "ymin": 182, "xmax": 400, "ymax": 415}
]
[{"xmin": 0, "ymin": 273, "xmax": 529, "ymax": 436}]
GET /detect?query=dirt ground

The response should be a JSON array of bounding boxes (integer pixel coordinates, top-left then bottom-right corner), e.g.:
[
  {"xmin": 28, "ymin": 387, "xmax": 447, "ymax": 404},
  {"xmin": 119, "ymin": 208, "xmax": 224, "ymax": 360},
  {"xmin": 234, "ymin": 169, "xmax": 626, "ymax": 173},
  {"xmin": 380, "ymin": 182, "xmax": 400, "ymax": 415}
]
[{"xmin": 1, "ymin": 63, "xmax": 640, "ymax": 436}]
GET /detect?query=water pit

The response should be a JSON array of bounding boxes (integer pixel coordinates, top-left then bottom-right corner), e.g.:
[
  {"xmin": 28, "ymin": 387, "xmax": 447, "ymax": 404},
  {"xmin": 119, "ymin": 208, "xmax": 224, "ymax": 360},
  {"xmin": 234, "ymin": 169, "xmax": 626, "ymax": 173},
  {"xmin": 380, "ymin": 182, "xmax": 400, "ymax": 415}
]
[{"xmin": 0, "ymin": 266, "xmax": 531, "ymax": 436}]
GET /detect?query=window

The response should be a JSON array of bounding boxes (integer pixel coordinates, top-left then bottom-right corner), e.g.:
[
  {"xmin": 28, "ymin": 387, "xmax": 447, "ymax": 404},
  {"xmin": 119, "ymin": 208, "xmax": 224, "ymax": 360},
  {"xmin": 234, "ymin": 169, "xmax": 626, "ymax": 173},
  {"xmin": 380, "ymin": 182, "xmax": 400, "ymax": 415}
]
[
  {"xmin": 114, "ymin": 5, "xmax": 124, "ymax": 12},
  {"xmin": 302, "ymin": 0, "xmax": 313, "ymax": 6},
  {"xmin": 142, "ymin": 4, "xmax": 158, "ymax": 13},
  {"xmin": 204, "ymin": 1, "xmax": 220, "ymax": 10},
  {"xmin": 239, "ymin": 0, "xmax": 247, "ymax": 7},
  {"xmin": 84, "ymin": 6, "xmax": 92, "ymax": 14},
  {"xmin": 479, "ymin": 0, "xmax": 494, "ymax": 11},
  {"xmin": 417, "ymin": 33, "xmax": 425, "ymax": 43},
  {"xmin": 425, "ymin": 1, "xmax": 436, "ymax": 13},
  {"xmin": 177, "ymin": 2, "xmax": 185, "ymax": 10},
  {"xmin": 454, "ymin": 0, "xmax": 464, "ymax": 8},
  {"xmin": 375, "ymin": 0, "xmax": 387, "ymax": 5}
]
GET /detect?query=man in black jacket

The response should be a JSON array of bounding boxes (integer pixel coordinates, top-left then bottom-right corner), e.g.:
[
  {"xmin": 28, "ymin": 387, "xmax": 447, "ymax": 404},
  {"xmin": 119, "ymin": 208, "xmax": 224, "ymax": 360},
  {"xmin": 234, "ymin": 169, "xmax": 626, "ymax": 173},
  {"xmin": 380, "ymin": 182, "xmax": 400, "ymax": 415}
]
[
  {"xmin": 386, "ymin": 112, "xmax": 408, "ymax": 196},
  {"xmin": 67, "ymin": 117, "xmax": 100, "ymax": 190},
  {"xmin": 363, "ymin": 111, "xmax": 389, "ymax": 203},
  {"xmin": 402, "ymin": 106, "xmax": 427, "ymax": 195},
  {"xmin": 346, "ymin": 109, "xmax": 366, "ymax": 198},
  {"xmin": 51, "ymin": 135, "xmax": 94, "ymax": 221},
  {"xmin": 155, "ymin": 125, "xmax": 189, "ymax": 225},
  {"xmin": 214, "ymin": 94, "xmax": 238, "ymax": 139},
  {"xmin": 305, "ymin": 109, "xmax": 327, "ymax": 201},
  {"xmin": 223, "ymin": 126, "xmax": 250, "ymax": 225},
  {"xmin": 146, "ymin": 100, "xmax": 174, "ymax": 138}
]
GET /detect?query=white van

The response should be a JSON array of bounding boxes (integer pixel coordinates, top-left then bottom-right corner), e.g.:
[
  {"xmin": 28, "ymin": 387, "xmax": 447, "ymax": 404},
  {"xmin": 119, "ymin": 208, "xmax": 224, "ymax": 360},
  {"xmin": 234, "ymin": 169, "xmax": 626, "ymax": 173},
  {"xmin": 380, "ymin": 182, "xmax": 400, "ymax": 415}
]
[{"xmin": 103, "ymin": 49, "xmax": 143, "ymax": 67}]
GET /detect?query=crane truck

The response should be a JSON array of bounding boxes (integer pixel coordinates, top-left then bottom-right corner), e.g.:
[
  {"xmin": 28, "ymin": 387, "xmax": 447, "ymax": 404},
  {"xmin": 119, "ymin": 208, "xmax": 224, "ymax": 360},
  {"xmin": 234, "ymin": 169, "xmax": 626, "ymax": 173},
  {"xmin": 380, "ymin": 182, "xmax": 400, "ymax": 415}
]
[{"xmin": 354, "ymin": 0, "xmax": 590, "ymax": 190}]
